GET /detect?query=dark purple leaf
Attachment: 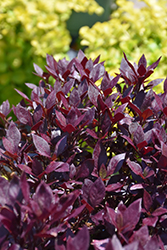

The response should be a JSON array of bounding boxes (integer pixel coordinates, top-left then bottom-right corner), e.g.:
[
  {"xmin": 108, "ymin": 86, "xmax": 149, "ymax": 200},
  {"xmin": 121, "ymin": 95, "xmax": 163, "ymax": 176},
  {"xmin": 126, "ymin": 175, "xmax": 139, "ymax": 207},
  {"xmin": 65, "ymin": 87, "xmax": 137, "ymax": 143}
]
[
  {"xmin": 54, "ymin": 135, "xmax": 67, "ymax": 157},
  {"xmin": 88, "ymin": 84, "xmax": 100, "ymax": 107},
  {"xmin": 32, "ymin": 134, "xmax": 50, "ymax": 157},
  {"xmin": 14, "ymin": 104, "xmax": 33, "ymax": 126},
  {"xmin": 143, "ymin": 190, "xmax": 152, "ymax": 211},
  {"xmin": 143, "ymin": 216, "xmax": 158, "ymax": 227},
  {"xmin": 45, "ymin": 161, "xmax": 69, "ymax": 173},
  {"xmin": 34, "ymin": 181, "xmax": 54, "ymax": 214},
  {"xmin": 138, "ymin": 64, "xmax": 146, "ymax": 76},
  {"xmin": 106, "ymin": 183, "xmax": 122, "ymax": 192},
  {"xmin": 33, "ymin": 104, "xmax": 43, "ymax": 123},
  {"xmin": 76, "ymin": 159, "xmax": 94, "ymax": 179},
  {"xmin": 121, "ymin": 135, "xmax": 137, "ymax": 150},
  {"xmin": 46, "ymin": 53, "xmax": 57, "ymax": 70},
  {"xmin": 130, "ymin": 123, "xmax": 145, "ymax": 145},
  {"xmin": 62, "ymin": 79, "xmax": 75, "ymax": 94},
  {"xmin": 107, "ymin": 153, "xmax": 126, "ymax": 176},
  {"xmin": 147, "ymin": 56, "xmax": 161, "ymax": 71},
  {"xmin": 0, "ymin": 177, "xmax": 10, "ymax": 206},
  {"xmin": 105, "ymin": 235, "xmax": 123, "ymax": 250},
  {"xmin": 45, "ymin": 89, "xmax": 56, "ymax": 109},
  {"xmin": 89, "ymin": 63, "xmax": 105, "ymax": 82},
  {"xmin": 153, "ymin": 92, "xmax": 163, "ymax": 111},
  {"xmin": 32, "ymin": 158, "xmax": 43, "ymax": 176},
  {"xmin": 128, "ymin": 102, "xmax": 142, "ymax": 117},
  {"xmin": 6, "ymin": 121, "xmax": 21, "ymax": 147},
  {"xmin": 8, "ymin": 175, "xmax": 21, "ymax": 205},
  {"xmin": 18, "ymin": 164, "xmax": 33, "ymax": 175},
  {"xmin": 67, "ymin": 226, "xmax": 89, "ymax": 250},
  {"xmin": 20, "ymin": 172, "xmax": 30, "ymax": 203},
  {"xmin": 121, "ymin": 198, "xmax": 142, "ymax": 233},
  {"xmin": 144, "ymin": 235, "xmax": 159, "ymax": 250},
  {"xmin": 33, "ymin": 63, "xmax": 43, "ymax": 77},
  {"xmin": 152, "ymin": 207, "xmax": 167, "ymax": 216},
  {"xmin": 69, "ymin": 88, "xmax": 81, "ymax": 107},
  {"xmin": 89, "ymin": 177, "xmax": 105, "ymax": 207},
  {"xmin": 138, "ymin": 54, "xmax": 147, "ymax": 68},
  {"xmin": 127, "ymin": 159, "xmax": 143, "ymax": 176},
  {"xmin": 0, "ymin": 100, "xmax": 10, "ymax": 116},
  {"xmin": 129, "ymin": 225, "xmax": 149, "ymax": 247},
  {"xmin": 82, "ymin": 178, "xmax": 93, "ymax": 202},
  {"xmin": 112, "ymin": 112, "xmax": 124, "ymax": 124},
  {"xmin": 2, "ymin": 137, "xmax": 18, "ymax": 155},
  {"xmin": 55, "ymin": 110, "xmax": 66, "ymax": 127},
  {"xmin": 142, "ymin": 108, "xmax": 153, "ymax": 121}
]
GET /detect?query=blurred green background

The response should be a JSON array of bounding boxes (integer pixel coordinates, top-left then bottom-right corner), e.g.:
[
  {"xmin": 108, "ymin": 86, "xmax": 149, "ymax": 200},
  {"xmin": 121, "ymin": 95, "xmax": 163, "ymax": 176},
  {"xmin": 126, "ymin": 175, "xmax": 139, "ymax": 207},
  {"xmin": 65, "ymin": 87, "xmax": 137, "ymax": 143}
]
[{"xmin": 0, "ymin": 0, "xmax": 167, "ymax": 106}]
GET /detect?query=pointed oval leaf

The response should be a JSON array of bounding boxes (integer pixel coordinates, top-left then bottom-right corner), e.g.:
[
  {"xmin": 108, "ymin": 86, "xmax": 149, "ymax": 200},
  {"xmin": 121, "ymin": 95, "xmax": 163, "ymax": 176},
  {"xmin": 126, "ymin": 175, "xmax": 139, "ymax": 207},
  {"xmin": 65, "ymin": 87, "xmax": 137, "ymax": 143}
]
[
  {"xmin": 6, "ymin": 121, "xmax": 21, "ymax": 147},
  {"xmin": 34, "ymin": 181, "xmax": 54, "ymax": 214},
  {"xmin": 45, "ymin": 90, "xmax": 56, "ymax": 110},
  {"xmin": 33, "ymin": 63, "xmax": 43, "ymax": 77},
  {"xmin": 20, "ymin": 172, "xmax": 30, "ymax": 203},
  {"xmin": 67, "ymin": 226, "xmax": 89, "ymax": 250},
  {"xmin": 54, "ymin": 135, "xmax": 67, "ymax": 157},
  {"xmin": 143, "ymin": 190, "xmax": 152, "ymax": 211},
  {"xmin": 127, "ymin": 159, "xmax": 142, "ymax": 176},
  {"xmin": 0, "ymin": 100, "xmax": 10, "ymax": 116},
  {"xmin": 14, "ymin": 104, "xmax": 33, "ymax": 126},
  {"xmin": 45, "ymin": 161, "xmax": 69, "ymax": 173},
  {"xmin": 2, "ymin": 137, "xmax": 17, "ymax": 155},
  {"xmin": 89, "ymin": 177, "xmax": 105, "ymax": 207},
  {"xmin": 32, "ymin": 134, "xmax": 50, "ymax": 158},
  {"xmin": 107, "ymin": 153, "xmax": 126, "ymax": 176}
]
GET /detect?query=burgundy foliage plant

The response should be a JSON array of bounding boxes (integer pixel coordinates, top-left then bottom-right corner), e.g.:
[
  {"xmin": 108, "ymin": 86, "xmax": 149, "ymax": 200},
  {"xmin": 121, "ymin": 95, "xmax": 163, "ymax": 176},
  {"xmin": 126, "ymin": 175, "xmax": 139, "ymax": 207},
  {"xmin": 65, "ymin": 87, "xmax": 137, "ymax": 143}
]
[{"xmin": 0, "ymin": 50, "xmax": 167, "ymax": 249}]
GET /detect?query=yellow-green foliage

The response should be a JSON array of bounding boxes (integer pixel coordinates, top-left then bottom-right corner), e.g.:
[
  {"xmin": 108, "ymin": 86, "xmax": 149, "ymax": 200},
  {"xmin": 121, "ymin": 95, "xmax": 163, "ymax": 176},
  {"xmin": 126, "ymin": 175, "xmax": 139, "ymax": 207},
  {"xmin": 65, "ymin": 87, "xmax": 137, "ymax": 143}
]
[
  {"xmin": 80, "ymin": 0, "xmax": 167, "ymax": 93},
  {"xmin": 0, "ymin": 0, "xmax": 103, "ymax": 104}
]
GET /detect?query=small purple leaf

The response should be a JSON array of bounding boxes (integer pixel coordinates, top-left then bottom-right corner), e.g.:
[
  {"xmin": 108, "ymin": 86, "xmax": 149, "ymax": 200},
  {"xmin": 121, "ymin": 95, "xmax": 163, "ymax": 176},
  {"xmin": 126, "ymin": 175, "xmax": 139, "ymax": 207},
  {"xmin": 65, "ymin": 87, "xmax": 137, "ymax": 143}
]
[
  {"xmin": 54, "ymin": 135, "xmax": 67, "ymax": 157},
  {"xmin": 89, "ymin": 177, "xmax": 105, "ymax": 207},
  {"xmin": 20, "ymin": 172, "xmax": 30, "ymax": 203},
  {"xmin": 76, "ymin": 159, "xmax": 94, "ymax": 179},
  {"xmin": 33, "ymin": 63, "xmax": 43, "ymax": 77},
  {"xmin": 127, "ymin": 159, "xmax": 142, "ymax": 176},
  {"xmin": 45, "ymin": 161, "xmax": 69, "ymax": 173},
  {"xmin": 67, "ymin": 226, "xmax": 90, "ymax": 250},
  {"xmin": 107, "ymin": 153, "xmax": 126, "ymax": 176},
  {"xmin": 45, "ymin": 90, "xmax": 56, "ymax": 109},
  {"xmin": 143, "ymin": 190, "xmax": 152, "ymax": 211},
  {"xmin": 0, "ymin": 100, "xmax": 10, "ymax": 116},
  {"xmin": 88, "ymin": 84, "xmax": 100, "ymax": 107},
  {"xmin": 14, "ymin": 104, "xmax": 33, "ymax": 126},
  {"xmin": 34, "ymin": 181, "xmax": 54, "ymax": 214},
  {"xmin": 6, "ymin": 121, "xmax": 21, "ymax": 148},
  {"xmin": 32, "ymin": 134, "xmax": 50, "ymax": 157}
]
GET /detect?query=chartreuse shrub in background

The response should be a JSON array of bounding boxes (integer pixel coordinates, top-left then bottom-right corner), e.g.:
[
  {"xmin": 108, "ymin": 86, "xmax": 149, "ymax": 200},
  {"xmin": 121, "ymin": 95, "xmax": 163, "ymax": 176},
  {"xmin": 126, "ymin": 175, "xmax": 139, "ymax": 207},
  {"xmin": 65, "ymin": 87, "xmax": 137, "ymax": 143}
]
[
  {"xmin": 0, "ymin": 0, "xmax": 103, "ymax": 105},
  {"xmin": 79, "ymin": 0, "xmax": 167, "ymax": 93}
]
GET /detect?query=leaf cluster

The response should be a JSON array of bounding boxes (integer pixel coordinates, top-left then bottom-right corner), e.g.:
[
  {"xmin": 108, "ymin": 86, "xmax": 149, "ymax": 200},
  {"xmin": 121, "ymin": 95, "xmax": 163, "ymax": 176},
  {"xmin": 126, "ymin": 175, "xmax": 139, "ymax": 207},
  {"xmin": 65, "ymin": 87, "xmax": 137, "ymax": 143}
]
[
  {"xmin": 0, "ymin": 51, "xmax": 167, "ymax": 249},
  {"xmin": 79, "ymin": 0, "xmax": 167, "ymax": 92}
]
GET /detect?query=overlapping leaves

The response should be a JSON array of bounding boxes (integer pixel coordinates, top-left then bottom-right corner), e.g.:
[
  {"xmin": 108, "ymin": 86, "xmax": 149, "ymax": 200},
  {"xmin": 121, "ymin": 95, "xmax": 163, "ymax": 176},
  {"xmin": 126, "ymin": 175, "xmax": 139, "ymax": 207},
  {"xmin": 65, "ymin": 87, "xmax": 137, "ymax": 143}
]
[{"xmin": 0, "ymin": 51, "xmax": 167, "ymax": 249}]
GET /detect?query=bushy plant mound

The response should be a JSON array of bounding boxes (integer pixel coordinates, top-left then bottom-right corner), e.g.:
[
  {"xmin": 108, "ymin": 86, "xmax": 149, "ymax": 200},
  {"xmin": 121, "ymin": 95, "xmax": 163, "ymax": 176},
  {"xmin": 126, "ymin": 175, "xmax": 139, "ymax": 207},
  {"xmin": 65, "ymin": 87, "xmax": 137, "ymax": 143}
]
[
  {"xmin": 79, "ymin": 0, "xmax": 167, "ymax": 92},
  {"xmin": 0, "ymin": 51, "xmax": 167, "ymax": 249}
]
